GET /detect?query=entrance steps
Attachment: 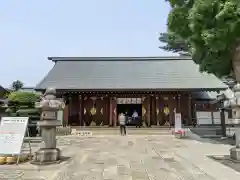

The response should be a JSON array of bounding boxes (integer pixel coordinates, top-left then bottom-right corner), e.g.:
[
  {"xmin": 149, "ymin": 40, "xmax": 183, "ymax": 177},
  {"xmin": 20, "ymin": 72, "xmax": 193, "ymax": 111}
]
[{"xmin": 70, "ymin": 126, "xmax": 172, "ymax": 135}]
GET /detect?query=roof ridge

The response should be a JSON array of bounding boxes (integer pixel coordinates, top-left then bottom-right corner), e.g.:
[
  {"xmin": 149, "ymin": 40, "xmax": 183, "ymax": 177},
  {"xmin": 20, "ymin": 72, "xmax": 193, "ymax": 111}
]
[{"xmin": 48, "ymin": 56, "xmax": 192, "ymax": 62}]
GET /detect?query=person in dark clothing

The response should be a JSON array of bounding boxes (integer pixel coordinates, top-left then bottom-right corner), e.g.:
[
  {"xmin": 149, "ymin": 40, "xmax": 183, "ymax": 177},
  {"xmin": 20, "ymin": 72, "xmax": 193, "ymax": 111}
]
[
  {"xmin": 136, "ymin": 116, "xmax": 142, "ymax": 128},
  {"xmin": 132, "ymin": 110, "xmax": 141, "ymax": 128},
  {"xmin": 125, "ymin": 111, "xmax": 129, "ymax": 125}
]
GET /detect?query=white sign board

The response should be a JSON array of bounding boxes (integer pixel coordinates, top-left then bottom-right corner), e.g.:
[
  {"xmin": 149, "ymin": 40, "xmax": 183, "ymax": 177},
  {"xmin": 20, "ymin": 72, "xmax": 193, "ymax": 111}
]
[
  {"xmin": 196, "ymin": 111, "xmax": 212, "ymax": 125},
  {"xmin": 174, "ymin": 113, "xmax": 182, "ymax": 132},
  {"xmin": 57, "ymin": 110, "xmax": 63, "ymax": 125},
  {"xmin": 0, "ymin": 117, "xmax": 29, "ymax": 155},
  {"xmin": 117, "ymin": 98, "xmax": 142, "ymax": 104}
]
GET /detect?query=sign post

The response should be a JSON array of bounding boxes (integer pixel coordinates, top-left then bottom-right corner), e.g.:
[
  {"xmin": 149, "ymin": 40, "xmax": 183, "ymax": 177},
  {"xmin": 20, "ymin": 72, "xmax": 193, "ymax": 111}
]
[
  {"xmin": 0, "ymin": 117, "xmax": 31, "ymax": 164},
  {"xmin": 173, "ymin": 113, "xmax": 186, "ymax": 137},
  {"xmin": 174, "ymin": 113, "xmax": 182, "ymax": 131}
]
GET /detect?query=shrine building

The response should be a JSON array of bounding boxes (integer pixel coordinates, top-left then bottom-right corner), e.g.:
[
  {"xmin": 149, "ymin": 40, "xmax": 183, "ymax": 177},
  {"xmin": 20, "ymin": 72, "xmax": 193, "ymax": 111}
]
[{"xmin": 35, "ymin": 56, "xmax": 228, "ymax": 127}]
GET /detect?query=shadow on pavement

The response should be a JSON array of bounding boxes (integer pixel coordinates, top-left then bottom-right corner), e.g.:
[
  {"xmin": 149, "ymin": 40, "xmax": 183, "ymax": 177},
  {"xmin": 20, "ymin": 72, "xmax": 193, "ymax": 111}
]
[
  {"xmin": 208, "ymin": 155, "xmax": 240, "ymax": 173},
  {"xmin": 173, "ymin": 127, "xmax": 234, "ymax": 145},
  {"xmin": 189, "ymin": 127, "xmax": 235, "ymax": 145}
]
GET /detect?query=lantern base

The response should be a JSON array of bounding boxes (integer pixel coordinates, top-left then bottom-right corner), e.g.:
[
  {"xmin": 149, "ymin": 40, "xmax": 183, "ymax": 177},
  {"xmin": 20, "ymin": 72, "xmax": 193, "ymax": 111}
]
[
  {"xmin": 230, "ymin": 147, "xmax": 240, "ymax": 161},
  {"xmin": 31, "ymin": 148, "xmax": 61, "ymax": 165}
]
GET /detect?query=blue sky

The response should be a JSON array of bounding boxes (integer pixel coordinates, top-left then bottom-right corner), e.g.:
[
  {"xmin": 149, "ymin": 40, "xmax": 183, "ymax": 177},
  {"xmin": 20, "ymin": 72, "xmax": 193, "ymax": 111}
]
[{"xmin": 0, "ymin": 0, "xmax": 172, "ymax": 87}]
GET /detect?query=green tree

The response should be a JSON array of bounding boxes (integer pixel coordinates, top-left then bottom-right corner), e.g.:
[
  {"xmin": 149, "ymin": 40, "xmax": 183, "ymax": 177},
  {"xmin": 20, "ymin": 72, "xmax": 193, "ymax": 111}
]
[
  {"xmin": 159, "ymin": 32, "xmax": 189, "ymax": 55},
  {"xmin": 7, "ymin": 91, "xmax": 39, "ymax": 104},
  {"xmin": 11, "ymin": 80, "xmax": 24, "ymax": 91},
  {"xmin": 6, "ymin": 91, "xmax": 40, "ymax": 136},
  {"xmin": 160, "ymin": 0, "xmax": 240, "ymax": 81},
  {"xmin": 6, "ymin": 91, "xmax": 40, "ymax": 115}
]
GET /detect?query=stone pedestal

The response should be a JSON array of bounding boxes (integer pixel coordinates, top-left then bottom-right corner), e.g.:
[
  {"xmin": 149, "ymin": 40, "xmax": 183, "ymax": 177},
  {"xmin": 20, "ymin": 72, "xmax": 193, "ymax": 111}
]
[
  {"xmin": 230, "ymin": 147, "xmax": 240, "ymax": 161},
  {"xmin": 32, "ymin": 120, "xmax": 62, "ymax": 164},
  {"xmin": 39, "ymin": 120, "xmax": 62, "ymax": 148},
  {"xmin": 230, "ymin": 127, "xmax": 240, "ymax": 162},
  {"xmin": 33, "ymin": 148, "xmax": 61, "ymax": 164}
]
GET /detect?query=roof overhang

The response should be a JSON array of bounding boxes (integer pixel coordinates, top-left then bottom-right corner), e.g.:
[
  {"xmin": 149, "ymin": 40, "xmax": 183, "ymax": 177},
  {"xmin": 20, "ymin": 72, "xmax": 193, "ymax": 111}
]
[
  {"xmin": 47, "ymin": 56, "xmax": 192, "ymax": 62},
  {"xmin": 35, "ymin": 88, "xmax": 227, "ymax": 92}
]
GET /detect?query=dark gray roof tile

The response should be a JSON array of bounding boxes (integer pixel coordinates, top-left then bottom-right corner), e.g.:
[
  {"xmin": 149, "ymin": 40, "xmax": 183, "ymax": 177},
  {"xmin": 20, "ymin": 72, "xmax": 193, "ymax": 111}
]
[{"xmin": 36, "ymin": 57, "xmax": 227, "ymax": 90}]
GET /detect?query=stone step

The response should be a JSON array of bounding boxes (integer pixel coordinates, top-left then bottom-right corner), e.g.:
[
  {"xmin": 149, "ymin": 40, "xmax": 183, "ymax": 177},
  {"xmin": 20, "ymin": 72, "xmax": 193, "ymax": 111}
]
[
  {"xmin": 71, "ymin": 128, "xmax": 171, "ymax": 135},
  {"xmin": 89, "ymin": 131, "xmax": 171, "ymax": 135},
  {"xmin": 71, "ymin": 127, "xmax": 172, "ymax": 130}
]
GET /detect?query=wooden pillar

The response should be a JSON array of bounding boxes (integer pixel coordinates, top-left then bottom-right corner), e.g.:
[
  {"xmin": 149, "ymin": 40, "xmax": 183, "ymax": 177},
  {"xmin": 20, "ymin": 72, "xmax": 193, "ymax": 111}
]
[
  {"xmin": 79, "ymin": 95, "xmax": 83, "ymax": 126},
  {"xmin": 109, "ymin": 98, "xmax": 113, "ymax": 127},
  {"xmin": 105, "ymin": 97, "xmax": 110, "ymax": 126},
  {"xmin": 63, "ymin": 105, "xmax": 69, "ymax": 125},
  {"xmin": 62, "ymin": 94, "xmax": 68, "ymax": 125},
  {"xmin": 177, "ymin": 94, "xmax": 181, "ymax": 113},
  {"xmin": 211, "ymin": 111, "xmax": 214, "ymax": 125},
  {"xmin": 192, "ymin": 102, "xmax": 197, "ymax": 125},
  {"xmin": 210, "ymin": 104, "xmax": 214, "ymax": 125},
  {"xmin": 156, "ymin": 96, "xmax": 160, "ymax": 126},
  {"xmin": 68, "ymin": 95, "xmax": 72, "ymax": 125},
  {"xmin": 147, "ymin": 96, "xmax": 151, "ymax": 127},
  {"xmin": 188, "ymin": 94, "xmax": 192, "ymax": 125},
  {"xmin": 112, "ymin": 97, "xmax": 117, "ymax": 127},
  {"xmin": 169, "ymin": 95, "xmax": 174, "ymax": 125},
  {"xmin": 142, "ymin": 97, "xmax": 147, "ymax": 126},
  {"xmin": 151, "ymin": 96, "xmax": 155, "ymax": 125}
]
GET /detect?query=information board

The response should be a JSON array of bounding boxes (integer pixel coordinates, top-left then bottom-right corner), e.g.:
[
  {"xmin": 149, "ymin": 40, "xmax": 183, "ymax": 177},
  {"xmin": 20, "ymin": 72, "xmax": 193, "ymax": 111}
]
[
  {"xmin": 117, "ymin": 98, "xmax": 142, "ymax": 104},
  {"xmin": 174, "ymin": 113, "xmax": 182, "ymax": 132},
  {"xmin": 0, "ymin": 117, "xmax": 29, "ymax": 155}
]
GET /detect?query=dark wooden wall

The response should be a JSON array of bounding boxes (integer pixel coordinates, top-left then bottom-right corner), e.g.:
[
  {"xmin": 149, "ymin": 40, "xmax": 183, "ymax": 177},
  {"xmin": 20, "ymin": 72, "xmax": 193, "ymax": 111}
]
[{"xmin": 62, "ymin": 92, "xmax": 215, "ymax": 126}]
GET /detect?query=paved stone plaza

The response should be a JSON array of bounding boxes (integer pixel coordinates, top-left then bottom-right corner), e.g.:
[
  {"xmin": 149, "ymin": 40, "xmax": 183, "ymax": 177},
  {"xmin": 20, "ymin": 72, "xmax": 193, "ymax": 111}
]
[{"xmin": 1, "ymin": 133, "xmax": 240, "ymax": 180}]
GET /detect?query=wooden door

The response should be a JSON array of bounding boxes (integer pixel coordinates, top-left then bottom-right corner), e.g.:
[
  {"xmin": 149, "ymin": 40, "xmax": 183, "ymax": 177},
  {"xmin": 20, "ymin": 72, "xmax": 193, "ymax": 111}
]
[
  {"xmin": 95, "ymin": 98, "xmax": 109, "ymax": 126},
  {"xmin": 160, "ymin": 95, "xmax": 171, "ymax": 125},
  {"xmin": 69, "ymin": 96, "xmax": 80, "ymax": 126},
  {"xmin": 103, "ymin": 98, "xmax": 110, "ymax": 125},
  {"xmin": 151, "ymin": 96, "xmax": 157, "ymax": 125},
  {"xmin": 83, "ymin": 97, "xmax": 93, "ymax": 126}
]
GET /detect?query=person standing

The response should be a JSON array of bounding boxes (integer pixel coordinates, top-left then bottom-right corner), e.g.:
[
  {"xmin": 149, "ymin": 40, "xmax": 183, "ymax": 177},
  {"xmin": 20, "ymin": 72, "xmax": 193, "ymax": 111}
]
[
  {"xmin": 119, "ymin": 113, "xmax": 126, "ymax": 135},
  {"xmin": 132, "ymin": 110, "xmax": 140, "ymax": 128},
  {"xmin": 132, "ymin": 110, "xmax": 138, "ymax": 118}
]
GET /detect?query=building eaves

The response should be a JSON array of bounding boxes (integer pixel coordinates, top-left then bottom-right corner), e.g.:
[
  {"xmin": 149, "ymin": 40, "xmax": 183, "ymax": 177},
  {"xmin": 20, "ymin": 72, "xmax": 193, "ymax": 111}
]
[{"xmin": 48, "ymin": 56, "xmax": 192, "ymax": 62}]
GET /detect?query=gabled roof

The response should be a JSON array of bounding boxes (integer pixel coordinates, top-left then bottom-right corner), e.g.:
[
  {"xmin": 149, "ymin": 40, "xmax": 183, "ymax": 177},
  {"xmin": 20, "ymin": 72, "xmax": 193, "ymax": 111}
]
[
  {"xmin": 0, "ymin": 85, "xmax": 7, "ymax": 92},
  {"xmin": 0, "ymin": 86, "xmax": 8, "ymax": 100},
  {"xmin": 35, "ymin": 56, "xmax": 228, "ymax": 91}
]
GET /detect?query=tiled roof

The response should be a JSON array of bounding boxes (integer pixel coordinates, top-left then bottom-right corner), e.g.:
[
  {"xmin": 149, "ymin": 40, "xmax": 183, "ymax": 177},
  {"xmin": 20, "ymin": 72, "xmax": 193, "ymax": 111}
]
[
  {"xmin": 36, "ymin": 57, "xmax": 228, "ymax": 91},
  {"xmin": 0, "ymin": 85, "xmax": 7, "ymax": 92}
]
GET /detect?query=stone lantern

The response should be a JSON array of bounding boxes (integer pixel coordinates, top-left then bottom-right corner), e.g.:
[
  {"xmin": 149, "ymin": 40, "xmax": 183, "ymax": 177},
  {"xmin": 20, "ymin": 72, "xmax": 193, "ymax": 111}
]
[
  {"xmin": 224, "ymin": 83, "xmax": 240, "ymax": 160},
  {"xmin": 32, "ymin": 87, "xmax": 65, "ymax": 164}
]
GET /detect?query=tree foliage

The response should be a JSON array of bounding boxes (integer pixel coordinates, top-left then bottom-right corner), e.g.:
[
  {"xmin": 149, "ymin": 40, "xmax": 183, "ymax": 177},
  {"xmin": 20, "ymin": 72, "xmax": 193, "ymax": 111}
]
[
  {"xmin": 160, "ymin": 0, "xmax": 240, "ymax": 79},
  {"xmin": 159, "ymin": 32, "xmax": 189, "ymax": 55},
  {"xmin": 7, "ymin": 91, "xmax": 40, "ymax": 103},
  {"xmin": 11, "ymin": 80, "xmax": 24, "ymax": 91}
]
